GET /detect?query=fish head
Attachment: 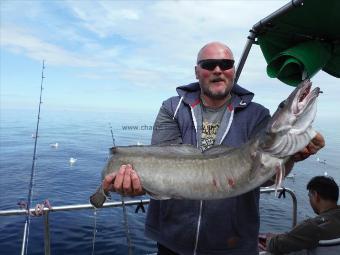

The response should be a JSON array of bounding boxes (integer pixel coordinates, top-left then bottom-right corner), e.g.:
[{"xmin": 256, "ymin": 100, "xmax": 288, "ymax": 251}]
[
  {"xmin": 260, "ymin": 79, "xmax": 320, "ymax": 157},
  {"xmin": 267, "ymin": 79, "xmax": 320, "ymax": 135}
]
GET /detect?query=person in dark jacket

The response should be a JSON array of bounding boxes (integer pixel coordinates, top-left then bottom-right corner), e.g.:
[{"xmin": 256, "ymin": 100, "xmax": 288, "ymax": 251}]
[
  {"xmin": 263, "ymin": 176, "xmax": 340, "ymax": 255},
  {"xmin": 102, "ymin": 42, "xmax": 325, "ymax": 255}
]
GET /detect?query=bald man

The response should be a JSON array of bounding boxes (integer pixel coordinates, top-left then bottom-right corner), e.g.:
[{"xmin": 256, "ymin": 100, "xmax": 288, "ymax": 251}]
[{"xmin": 103, "ymin": 42, "xmax": 325, "ymax": 255}]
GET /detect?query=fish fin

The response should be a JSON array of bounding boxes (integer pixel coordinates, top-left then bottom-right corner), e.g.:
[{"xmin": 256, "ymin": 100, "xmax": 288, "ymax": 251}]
[
  {"xmin": 110, "ymin": 144, "xmax": 201, "ymax": 157},
  {"xmin": 165, "ymin": 144, "xmax": 202, "ymax": 155},
  {"xmin": 203, "ymin": 145, "xmax": 235, "ymax": 155},
  {"xmin": 274, "ymin": 163, "xmax": 285, "ymax": 197}
]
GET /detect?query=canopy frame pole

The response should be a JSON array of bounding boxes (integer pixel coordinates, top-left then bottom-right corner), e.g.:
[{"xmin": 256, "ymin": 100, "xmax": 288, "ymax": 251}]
[
  {"xmin": 235, "ymin": 31, "xmax": 257, "ymax": 84},
  {"xmin": 44, "ymin": 212, "xmax": 51, "ymax": 255},
  {"xmin": 235, "ymin": 0, "xmax": 305, "ymax": 83}
]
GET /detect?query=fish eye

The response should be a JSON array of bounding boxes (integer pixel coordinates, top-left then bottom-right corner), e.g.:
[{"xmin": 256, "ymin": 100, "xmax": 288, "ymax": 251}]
[{"xmin": 278, "ymin": 101, "xmax": 286, "ymax": 108}]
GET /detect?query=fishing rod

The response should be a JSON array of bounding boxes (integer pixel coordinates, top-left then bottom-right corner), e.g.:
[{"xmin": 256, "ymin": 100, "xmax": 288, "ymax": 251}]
[
  {"xmin": 109, "ymin": 123, "xmax": 133, "ymax": 255},
  {"xmin": 21, "ymin": 60, "xmax": 46, "ymax": 255}
]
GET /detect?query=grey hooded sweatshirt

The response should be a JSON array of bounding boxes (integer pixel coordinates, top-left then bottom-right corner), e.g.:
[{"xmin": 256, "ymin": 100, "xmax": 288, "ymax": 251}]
[{"xmin": 145, "ymin": 82, "xmax": 270, "ymax": 255}]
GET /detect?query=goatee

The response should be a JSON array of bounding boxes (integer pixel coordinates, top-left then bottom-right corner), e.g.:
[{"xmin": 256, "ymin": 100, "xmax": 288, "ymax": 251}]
[{"xmin": 202, "ymin": 87, "xmax": 230, "ymax": 100}]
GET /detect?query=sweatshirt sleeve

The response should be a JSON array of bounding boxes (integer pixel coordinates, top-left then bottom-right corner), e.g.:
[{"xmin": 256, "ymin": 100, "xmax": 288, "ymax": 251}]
[
  {"xmin": 151, "ymin": 104, "xmax": 183, "ymax": 146},
  {"xmin": 267, "ymin": 218, "xmax": 321, "ymax": 254}
]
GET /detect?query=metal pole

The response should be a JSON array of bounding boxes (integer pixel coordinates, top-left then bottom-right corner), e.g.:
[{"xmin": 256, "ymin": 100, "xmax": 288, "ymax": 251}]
[
  {"xmin": 252, "ymin": 0, "xmax": 304, "ymax": 32},
  {"xmin": 235, "ymin": 30, "xmax": 257, "ymax": 83},
  {"xmin": 260, "ymin": 187, "xmax": 297, "ymax": 227},
  {"xmin": 1, "ymin": 188, "xmax": 298, "ymax": 227},
  {"xmin": 0, "ymin": 199, "xmax": 151, "ymax": 216},
  {"xmin": 285, "ymin": 189, "xmax": 297, "ymax": 227},
  {"xmin": 235, "ymin": 0, "xmax": 304, "ymax": 83},
  {"xmin": 20, "ymin": 222, "xmax": 28, "ymax": 255},
  {"xmin": 44, "ymin": 212, "xmax": 51, "ymax": 255}
]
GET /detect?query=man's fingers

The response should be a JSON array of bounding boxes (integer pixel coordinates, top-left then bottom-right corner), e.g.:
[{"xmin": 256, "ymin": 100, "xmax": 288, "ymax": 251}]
[
  {"xmin": 312, "ymin": 132, "xmax": 325, "ymax": 148},
  {"xmin": 293, "ymin": 132, "xmax": 325, "ymax": 162},
  {"xmin": 123, "ymin": 164, "xmax": 133, "ymax": 193},
  {"xmin": 306, "ymin": 142, "xmax": 318, "ymax": 155},
  {"xmin": 114, "ymin": 165, "xmax": 127, "ymax": 192},
  {"xmin": 258, "ymin": 243, "xmax": 266, "ymax": 251},
  {"xmin": 292, "ymin": 149, "xmax": 309, "ymax": 162},
  {"xmin": 131, "ymin": 169, "xmax": 143, "ymax": 194},
  {"xmin": 103, "ymin": 172, "xmax": 116, "ymax": 192},
  {"xmin": 104, "ymin": 164, "xmax": 142, "ymax": 196},
  {"xmin": 306, "ymin": 132, "xmax": 325, "ymax": 155}
]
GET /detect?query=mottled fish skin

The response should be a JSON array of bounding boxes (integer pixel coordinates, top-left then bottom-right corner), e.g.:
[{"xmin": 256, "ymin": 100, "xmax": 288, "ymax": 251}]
[{"xmin": 90, "ymin": 80, "xmax": 319, "ymax": 208}]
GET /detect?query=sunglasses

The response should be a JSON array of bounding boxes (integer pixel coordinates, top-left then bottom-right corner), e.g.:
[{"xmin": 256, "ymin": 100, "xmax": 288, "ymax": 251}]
[{"xmin": 197, "ymin": 59, "xmax": 235, "ymax": 71}]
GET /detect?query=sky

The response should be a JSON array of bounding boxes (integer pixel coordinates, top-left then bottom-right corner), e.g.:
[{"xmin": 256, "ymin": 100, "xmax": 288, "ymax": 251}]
[{"xmin": 1, "ymin": 0, "xmax": 339, "ymax": 117}]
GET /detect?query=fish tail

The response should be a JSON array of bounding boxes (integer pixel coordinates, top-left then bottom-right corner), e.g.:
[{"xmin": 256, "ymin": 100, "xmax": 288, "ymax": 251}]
[{"xmin": 90, "ymin": 185, "xmax": 108, "ymax": 208}]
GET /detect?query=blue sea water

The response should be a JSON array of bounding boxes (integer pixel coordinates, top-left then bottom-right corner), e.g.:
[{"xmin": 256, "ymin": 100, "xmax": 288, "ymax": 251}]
[{"xmin": 0, "ymin": 108, "xmax": 339, "ymax": 255}]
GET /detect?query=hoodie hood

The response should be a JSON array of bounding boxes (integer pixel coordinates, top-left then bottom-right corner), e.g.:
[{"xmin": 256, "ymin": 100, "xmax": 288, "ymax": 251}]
[{"xmin": 176, "ymin": 82, "xmax": 255, "ymax": 109}]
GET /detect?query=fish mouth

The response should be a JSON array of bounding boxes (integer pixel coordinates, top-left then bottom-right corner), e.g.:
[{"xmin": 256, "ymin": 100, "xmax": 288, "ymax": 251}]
[
  {"xmin": 299, "ymin": 82, "xmax": 311, "ymax": 102},
  {"xmin": 293, "ymin": 80, "xmax": 320, "ymax": 115}
]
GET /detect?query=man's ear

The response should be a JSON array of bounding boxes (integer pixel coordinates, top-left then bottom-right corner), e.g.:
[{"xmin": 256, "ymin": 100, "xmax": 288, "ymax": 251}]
[
  {"xmin": 315, "ymin": 192, "xmax": 321, "ymax": 202},
  {"xmin": 195, "ymin": 66, "xmax": 198, "ymax": 79}
]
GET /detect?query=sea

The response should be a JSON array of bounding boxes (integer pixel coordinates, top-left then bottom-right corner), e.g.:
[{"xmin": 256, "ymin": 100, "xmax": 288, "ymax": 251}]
[{"xmin": 0, "ymin": 108, "xmax": 339, "ymax": 255}]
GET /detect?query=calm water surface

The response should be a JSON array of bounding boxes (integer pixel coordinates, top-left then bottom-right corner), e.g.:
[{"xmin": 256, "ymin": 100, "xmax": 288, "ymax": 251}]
[{"xmin": 0, "ymin": 109, "xmax": 339, "ymax": 254}]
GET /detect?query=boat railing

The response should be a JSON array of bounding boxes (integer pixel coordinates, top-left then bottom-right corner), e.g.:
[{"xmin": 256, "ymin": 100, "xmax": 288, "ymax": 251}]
[
  {"xmin": 0, "ymin": 187, "xmax": 297, "ymax": 255},
  {"xmin": 260, "ymin": 186, "xmax": 297, "ymax": 228}
]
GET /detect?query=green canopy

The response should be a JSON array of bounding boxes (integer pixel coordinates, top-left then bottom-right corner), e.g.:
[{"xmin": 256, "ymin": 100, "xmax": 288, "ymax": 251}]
[{"xmin": 257, "ymin": 0, "xmax": 340, "ymax": 86}]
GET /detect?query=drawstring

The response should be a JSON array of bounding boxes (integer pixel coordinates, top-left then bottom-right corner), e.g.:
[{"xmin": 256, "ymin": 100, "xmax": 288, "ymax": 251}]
[
  {"xmin": 173, "ymin": 96, "xmax": 184, "ymax": 120},
  {"xmin": 239, "ymin": 100, "xmax": 247, "ymax": 106}
]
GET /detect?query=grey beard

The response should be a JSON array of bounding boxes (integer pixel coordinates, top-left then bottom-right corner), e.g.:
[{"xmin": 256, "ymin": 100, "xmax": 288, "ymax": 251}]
[{"xmin": 202, "ymin": 86, "xmax": 230, "ymax": 100}]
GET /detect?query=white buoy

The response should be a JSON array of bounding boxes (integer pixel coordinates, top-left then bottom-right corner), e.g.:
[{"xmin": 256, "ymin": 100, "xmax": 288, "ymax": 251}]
[
  {"xmin": 50, "ymin": 142, "xmax": 59, "ymax": 148},
  {"xmin": 317, "ymin": 157, "xmax": 326, "ymax": 164},
  {"xmin": 69, "ymin": 157, "xmax": 77, "ymax": 165},
  {"xmin": 286, "ymin": 173, "xmax": 296, "ymax": 179}
]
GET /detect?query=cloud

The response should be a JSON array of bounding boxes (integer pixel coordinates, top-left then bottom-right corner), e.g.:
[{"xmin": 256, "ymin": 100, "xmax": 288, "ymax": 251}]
[
  {"xmin": 1, "ymin": 0, "xmax": 316, "ymax": 92},
  {"xmin": 62, "ymin": 0, "xmax": 287, "ymax": 61},
  {"xmin": 1, "ymin": 0, "xmax": 339, "ymax": 114},
  {"xmin": 1, "ymin": 25, "xmax": 96, "ymax": 67},
  {"xmin": 66, "ymin": 0, "xmax": 140, "ymax": 38}
]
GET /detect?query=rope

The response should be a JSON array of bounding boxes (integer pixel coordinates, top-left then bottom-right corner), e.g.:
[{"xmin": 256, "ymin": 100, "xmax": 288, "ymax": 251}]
[
  {"xmin": 121, "ymin": 195, "xmax": 133, "ymax": 255},
  {"xmin": 91, "ymin": 209, "xmax": 97, "ymax": 255},
  {"xmin": 109, "ymin": 123, "xmax": 133, "ymax": 255}
]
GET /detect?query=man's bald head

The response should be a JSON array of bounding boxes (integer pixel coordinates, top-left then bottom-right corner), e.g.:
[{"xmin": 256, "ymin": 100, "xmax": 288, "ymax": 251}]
[{"xmin": 197, "ymin": 42, "xmax": 234, "ymax": 63}]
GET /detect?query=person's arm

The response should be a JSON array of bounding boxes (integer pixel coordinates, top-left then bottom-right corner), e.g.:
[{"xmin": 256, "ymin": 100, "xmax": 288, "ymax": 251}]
[
  {"xmin": 151, "ymin": 104, "xmax": 183, "ymax": 145},
  {"xmin": 266, "ymin": 219, "xmax": 321, "ymax": 254}
]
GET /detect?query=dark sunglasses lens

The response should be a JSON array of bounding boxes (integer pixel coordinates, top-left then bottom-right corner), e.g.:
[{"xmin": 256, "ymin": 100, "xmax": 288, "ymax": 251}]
[
  {"xmin": 200, "ymin": 60, "xmax": 234, "ymax": 71},
  {"xmin": 219, "ymin": 60, "xmax": 234, "ymax": 70},
  {"xmin": 200, "ymin": 61, "xmax": 217, "ymax": 70}
]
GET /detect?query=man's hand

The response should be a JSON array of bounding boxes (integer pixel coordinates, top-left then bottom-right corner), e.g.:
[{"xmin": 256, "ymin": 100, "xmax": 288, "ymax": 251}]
[
  {"xmin": 258, "ymin": 234, "xmax": 267, "ymax": 251},
  {"xmin": 292, "ymin": 132, "xmax": 325, "ymax": 162},
  {"xmin": 258, "ymin": 233, "xmax": 277, "ymax": 252},
  {"xmin": 102, "ymin": 164, "xmax": 145, "ymax": 196}
]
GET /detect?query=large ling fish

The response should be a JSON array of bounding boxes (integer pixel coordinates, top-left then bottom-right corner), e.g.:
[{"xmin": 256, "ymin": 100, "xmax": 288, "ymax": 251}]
[{"xmin": 90, "ymin": 80, "xmax": 320, "ymax": 208}]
